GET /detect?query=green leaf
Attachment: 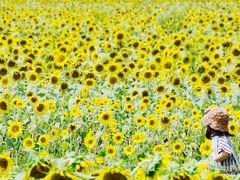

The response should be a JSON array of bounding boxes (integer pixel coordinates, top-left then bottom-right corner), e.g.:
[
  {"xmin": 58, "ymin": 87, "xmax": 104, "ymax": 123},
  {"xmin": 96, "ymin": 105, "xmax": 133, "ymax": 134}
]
[{"xmin": 6, "ymin": 139, "xmax": 14, "ymax": 148}]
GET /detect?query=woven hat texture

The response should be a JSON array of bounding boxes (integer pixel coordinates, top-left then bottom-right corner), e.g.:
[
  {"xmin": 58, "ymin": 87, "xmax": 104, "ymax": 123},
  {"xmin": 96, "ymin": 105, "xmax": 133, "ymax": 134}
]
[{"xmin": 202, "ymin": 107, "xmax": 229, "ymax": 132}]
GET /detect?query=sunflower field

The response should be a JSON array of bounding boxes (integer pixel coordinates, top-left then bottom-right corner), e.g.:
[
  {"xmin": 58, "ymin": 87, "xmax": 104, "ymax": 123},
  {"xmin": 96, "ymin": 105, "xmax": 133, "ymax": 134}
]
[{"xmin": 0, "ymin": 0, "xmax": 240, "ymax": 179}]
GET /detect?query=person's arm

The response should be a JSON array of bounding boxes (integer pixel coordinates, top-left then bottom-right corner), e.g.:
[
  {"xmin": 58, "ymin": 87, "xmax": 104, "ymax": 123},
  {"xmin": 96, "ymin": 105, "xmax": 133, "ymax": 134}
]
[{"xmin": 212, "ymin": 149, "xmax": 231, "ymax": 162}]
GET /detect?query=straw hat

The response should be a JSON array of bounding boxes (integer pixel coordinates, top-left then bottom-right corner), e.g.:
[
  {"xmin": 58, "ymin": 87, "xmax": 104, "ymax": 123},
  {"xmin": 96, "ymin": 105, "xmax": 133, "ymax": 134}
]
[{"xmin": 202, "ymin": 107, "xmax": 229, "ymax": 132}]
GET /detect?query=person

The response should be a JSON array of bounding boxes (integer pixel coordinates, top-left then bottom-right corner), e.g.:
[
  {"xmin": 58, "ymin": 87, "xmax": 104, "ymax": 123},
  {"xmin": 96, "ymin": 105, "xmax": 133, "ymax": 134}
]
[{"xmin": 202, "ymin": 107, "xmax": 238, "ymax": 174}]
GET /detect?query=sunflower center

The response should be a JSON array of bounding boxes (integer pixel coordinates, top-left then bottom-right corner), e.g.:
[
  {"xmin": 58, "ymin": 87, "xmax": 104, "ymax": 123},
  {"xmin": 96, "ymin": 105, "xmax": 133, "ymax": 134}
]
[
  {"xmin": 164, "ymin": 62, "xmax": 172, "ymax": 69},
  {"xmin": 175, "ymin": 144, "xmax": 181, "ymax": 150},
  {"xmin": 0, "ymin": 158, "xmax": 8, "ymax": 169},
  {"xmin": 88, "ymin": 139, "xmax": 93, "ymax": 144},
  {"xmin": 86, "ymin": 80, "xmax": 93, "ymax": 86},
  {"xmin": 51, "ymin": 173, "xmax": 72, "ymax": 180},
  {"xmin": 204, "ymin": 145, "xmax": 210, "ymax": 151},
  {"xmin": 51, "ymin": 76, "xmax": 58, "ymax": 84},
  {"xmin": 0, "ymin": 101, "xmax": 7, "ymax": 110},
  {"xmin": 37, "ymin": 104, "xmax": 44, "ymax": 112},
  {"xmin": 103, "ymin": 114, "xmax": 109, "ymax": 120},
  {"xmin": 96, "ymin": 64, "xmax": 103, "ymax": 72},
  {"xmin": 162, "ymin": 117, "xmax": 169, "ymax": 124},
  {"xmin": 108, "ymin": 149, "xmax": 114, "ymax": 154},
  {"xmin": 40, "ymin": 137, "xmax": 46, "ymax": 143},
  {"xmin": 116, "ymin": 136, "xmax": 121, "ymax": 140},
  {"xmin": 109, "ymin": 65, "xmax": 117, "ymax": 72},
  {"xmin": 144, "ymin": 72, "xmax": 151, "ymax": 78},
  {"xmin": 30, "ymin": 74, "xmax": 37, "ymax": 81},
  {"xmin": 109, "ymin": 77, "xmax": 117, "ymax": 84},
  {"xmin": 57, "ymin": 55, "xmax": 65, "ymax": 63},
  {"xmin": 117, "ymin": 33, "xmax": 123, "ymax": 40},
  {"xmin": 149, "ymin": 120, "xmax": 155, "ymax": 125},
  {"xmin": 157, "ymin": 85, "xmax": 164, "ymax": 92},
  {"xmin": 104, "ymin": 172, "xmax": 127, "ymax": 180},
  {"xmin": 30, "ymin": 162, "xmax": 50, "ymax": 179},
  {"xmin": 12, "ymin": 125, "xmax": 20, "ymax": 133},
  {"xmin": 26, "ymin": 140, "xmax": 33, "ymax": 146}
]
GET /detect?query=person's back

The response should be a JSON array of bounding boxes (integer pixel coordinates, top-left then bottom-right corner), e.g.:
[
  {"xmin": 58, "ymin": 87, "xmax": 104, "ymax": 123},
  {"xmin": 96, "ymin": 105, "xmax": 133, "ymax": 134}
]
[{"xmin": 210, "ymin": 135, "xmax": 238, "ymax": 173}]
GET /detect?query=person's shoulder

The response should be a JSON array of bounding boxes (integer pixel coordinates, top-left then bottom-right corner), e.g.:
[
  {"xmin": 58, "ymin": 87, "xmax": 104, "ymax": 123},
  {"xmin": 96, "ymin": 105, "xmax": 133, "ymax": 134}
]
[{"xmin": 217, "ymin": 135, "xmax": 231, "ymax": 143}]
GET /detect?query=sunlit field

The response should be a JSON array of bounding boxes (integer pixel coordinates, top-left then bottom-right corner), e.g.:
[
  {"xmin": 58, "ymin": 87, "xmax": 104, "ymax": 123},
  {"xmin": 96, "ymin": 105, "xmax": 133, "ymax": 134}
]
[{"xmin": 0, "ymin": 0, "xmax": 239, "ymax": 179}]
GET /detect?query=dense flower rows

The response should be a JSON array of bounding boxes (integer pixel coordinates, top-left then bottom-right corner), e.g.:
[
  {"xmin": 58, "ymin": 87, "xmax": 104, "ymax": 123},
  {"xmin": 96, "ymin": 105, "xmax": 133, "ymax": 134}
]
[{"xmin": 0, "ymin": 0, "xmax": 239, "ymax": 179}]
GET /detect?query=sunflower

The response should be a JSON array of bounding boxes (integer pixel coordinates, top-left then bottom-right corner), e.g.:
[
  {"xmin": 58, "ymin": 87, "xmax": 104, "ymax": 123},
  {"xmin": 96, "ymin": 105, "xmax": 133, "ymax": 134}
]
[
  {"xmin": 141, "ymin": 97, "xmax": 151, "ymax": 106},
  {"xmin": 68, "ymin": 123, "xmax": 77, "ymax": 133},
  {"xmin": 80, "ymin": 87, "xmax": 89, "ymax": 97},
  {"xmin": 199, "ymin": 141, "xmax": 212, "ymax": 156},
  {"xmin": 192, "ymin": 122, "xmax": 201, "ymax": 131},
  {"xmin": 189, "ymin": 74, "xmax": 199, "ymax": 85},
  {"xmin": 0, "ymin": 152, "xmax": 14, "ymax": 177},
  {"xmin": 46, "ymin": 100, "xmax": 56, "ymax": 113},
  {"xmin": 1, "ymin": 77, "xmax": 12, "ymax": 87},
  {"xmin": 193, "ymin": 85, "xmax": 202, "ymax": 95},
  {"xmin": 61, "ymin": 129, "xmax": 68, "ymax": 138},
  {"xmin": 38, "ymin": 134, "xmax": 50, "ymax": 147},
  {"xmin": 112, "ymin": 132, "xmax": 125, "ymax": 144},
  {"xmin": 0, "ymin": 98, "xmax": 9, "ymax": 114},
  {"xmin": 228, "ymin": 122, "xmax": 238, "ymax": 135},
  {"xmin": 50, "ymin": 129, "xmax": 60, "ymax": 139},
  {"xmin": 183, "ymin": 99, "xmax": 191, "ymax": 108},
  {"xmin": 29, "ymin": 95, "xmax": 39, "ymax": 104},
  {"xmin": 94, "ymin": 62, "xmax": 104, "ymax": 74},
  {"xmin": 54, "ymin": 52, "xmax": 67, "ymax": 66},
  {"xmin": 101, "ymin": 133, "xmax": 109, "ymax": 141},
  {"xmin": 98, "ymin": 167, "xmax": 131, "ymax": 180},
  {"xmin": 160, "ymin": 116, "xmax": 170, "ymax": 127},
  {"xmin": 24, "ymin": 161, "xmax": 51, "ymax": 179},
  {"xmin": 153, "ymin": 144, "xmax": 165, "ymax": 153},
  {"xmin": 44, "ymin": 170, "xmax": 78, "ymax": 180},
  {"xmin": 27, "ymin": 71, "xmax": 39, "ymax": 83},
  {"xmin": 49, "ymin": 73, "xmax": 60, "ymax": 86},
  {"xmin": 171, "ymin": 141, "xmax": 184, "ymax": 153},
  {"xmin": 126, "ymin": 102, "xmax": 134, "ymax": 112},
  {"xmin": 170, "ymin": 114, "xmax": 178, "ymax": 121},
  {"xmin": 134, "ymin": 116, "xmax": 146, "ymax": 126},
  {"xmin": 99, "ymin": 110, "xmax": 113, "ymax": 125},
  {"xmin": 146, "ymin": 114, "xmax": 158, "ymax": 129},
  {"xmin": 114, "ymin": 30, "xmax": 126, "ymax": 42},
  {"xmin": 131, "ymin": 89, "xmax": 139, "ymax": 97},
  {"xmin": 108, "ymin": 75, "xmax": 118, "ymax": 85},
  {"xmin": 135, "ymin": 167, "xmax": 146, "ymax": 180},
  {"xmin": 131, "ymin": 132, "xmax": 146, "ymax": 144},
  {"xmin": 23, "ymin": 137, "xmax": 35, "ymax": 149},
  {"xmin": 171, "ymin": 171, "xmax": 193, "ymax": 180},
  {"xmin": 106, "ymin": 62, "xmax": 121, "ymax": 75},
  {"xmin": 7, "ymin": 120, "xmax": 23, "ymax": 138},
  {"xmin": 162, "ymin": 60, "xmax": 174, "ymax": 71},
  {"xmin": 183, "ymin": 118, "xmax": 191, "ymax": 127},
  {"xmin": 34, "ymin": 101, "xmax": 48, "ymax": 116},
  {"xmin": 84, "ymin": 130, "xmax": 96, "ymax": 150},
  {"xmin": 200, "ymin": 74, "xmax": 211, "ymax": 86},
  {"xmin": 109, "ymin": 120, "xmax": 118, "ymax": 132},
  {"xmin": 105, "ymin": 144, "xmax": 117, "ymax": 157},
  {"xmin": 165, "ymin": 100, "xmax": 173, "ymax": 110},
  {"xmin": 219, "ymin": 85, "xmax": 232, "ymax": 95},
  {"xmin": 206, "ymin": 171, "xmax": 231, "ymax": 180},
  {"xmin": 142, "ymin": 69, "xmax": 154, "ymax": 82},
  {"xmin": 84, "ymin": 78, "xmax": 97, "ymax": 89},
  {"xmin": 69, "ymin": 106, "xmax": 82, "ymax": 117},
  {"xmin": 11, "ymin": 97, "xmax": 26, "ymax": 109},
  {"xmin": 123, "ymin": 145, "xmax": 135, "ymax": 156},
  {"xmin": 95, "ymin": 156, "xmax": 104, "ymax": 164}
]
